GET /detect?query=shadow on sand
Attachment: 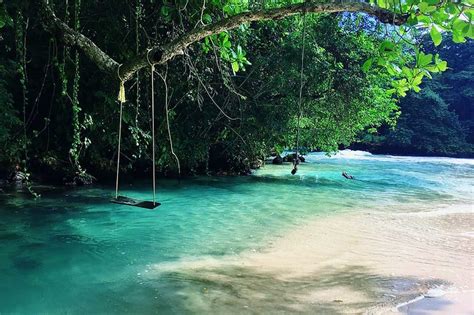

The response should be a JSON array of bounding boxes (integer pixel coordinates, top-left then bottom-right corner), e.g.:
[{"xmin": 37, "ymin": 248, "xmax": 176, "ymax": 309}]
[{"xmin": 136, "ymin": 263, "xmax": 450, "ymax": 314}]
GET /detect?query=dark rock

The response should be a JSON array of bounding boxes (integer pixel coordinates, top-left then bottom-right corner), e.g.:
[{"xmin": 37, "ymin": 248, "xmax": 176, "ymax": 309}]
[
  {"xmin": 240, "ymin": 169, "xmax": 252, "ymax": 175},
  {"xmin": 250, "ymin": 159, "xmax": 263, "ymax": 169},
  {"xmin": 13, "ymin": 172, "xmax": 27, "ymax": 182},
  {"xmin": 272, "ymin": 155, "xmax": 283, "ymax": 165},
  {"xmin": 64, "ymin": 170, "xmax": 96, "ymax": 186},
  {"xmin": 283, "ymin": 153, "xmax": 305, "ymax": 163}
]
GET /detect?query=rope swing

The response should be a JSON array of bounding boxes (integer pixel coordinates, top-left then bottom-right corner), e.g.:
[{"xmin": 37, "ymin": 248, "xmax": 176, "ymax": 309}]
[
  {"xmin": 157, "ymin": 68, "xmax": 181, "ymax": 180},
  {"xmin": 148, "ymin": 51, "xmax": 157, "ymax": 205},
  {"xmin": 111, "ymin": 59, "xmax": 160, "ymax": 209},
  {"xmin": 292, "ymin": 12, "xmax": 307, "ymax": 175},
  {"xmin": 115, "ymin": 64, "xmax": 125, "ymax": 198}
]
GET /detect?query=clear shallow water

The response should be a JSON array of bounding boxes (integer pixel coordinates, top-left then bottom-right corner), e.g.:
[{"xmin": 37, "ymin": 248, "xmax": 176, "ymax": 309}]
[{"xmin": 0, "ymin": 151, "xmax": 473, "ymax": 314}]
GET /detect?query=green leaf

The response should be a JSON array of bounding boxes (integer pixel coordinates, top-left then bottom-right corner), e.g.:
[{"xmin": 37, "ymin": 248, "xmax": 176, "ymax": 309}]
[
  {"xmin": 231, "ymin": 61, "xmax": 239, "ymax": 73},
  {"xmin": 376, "ymin": 0, "xmax": 388, "ymax": 9},
  {"xmin": 426, "ymin": 65, "xmax": 439, "ymax": 73},
  {"xmin": 402, "ymin": 66, "xmax": 413, "ymax": 79},
  {"xmin": 417, "ymin": 52, "xmax": 433, "ymax": 67},
  {"xmin": 362, "ymin": 58, "xmax": 373, "ymax": 72},
  {"xmin": 416, "ymin": 15, "xmax": 431, "ymax": 25},
  {"xmin": 431, "ymin": 11, "xmax": 449, "ymax": 25},
  {"xmin": 160, "ymin": 6, "xmax": 169, "ymax": 17},
  {"xmin": 465, "ymin": 9, "xmax": 474, "ymax": 21},
  {"xmin": 412, "ymin": 73, "xmax": 424, "ymax": 86},
  {"xmin": 452, "ymin": 30, "xmax": 466, "ymax": 43},
  {"xmin": 419, "ymin": 2, "xmax": 436, "ymax": 13},
  {"xmin": 437, "ymin": 60, "xmax": 448, "ymax": 72},
  {"xmin": 466, "ymin": 25, "xmax": 474, "ymax": 39},
  {"xmin": 379, "ymin": 40, "xmax": 395, "ymax": 53},
  {"xmin": 430, "ymin": 26, "xmax": 442, "ymax": 46},
  {"xmin": 221, "ymin": 50, "xmax": 229, "ymax": 60},
  {"xmin": 203, "ymin": 13, "xmax": 212, "ymax": 24},
  {"xmin": 453, "ymin": 18, "xmax": 468, "ymax": 33}
]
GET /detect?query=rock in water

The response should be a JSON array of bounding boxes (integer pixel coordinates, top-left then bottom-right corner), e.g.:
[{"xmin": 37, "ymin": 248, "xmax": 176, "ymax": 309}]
[
  {"xmin": 250, "ymin": 159, "xmax": 263, "ymax": 169},
  {"xmin": 424, "ymin": 288, "xmax": 446, "ymax": 298},
  {"xmin": 272, "ymin": 155, "xmax": 283, "ymax": 165},
  {"xmin": 282, "ymin": 153, "xmax": 305, "ymax": 163}
]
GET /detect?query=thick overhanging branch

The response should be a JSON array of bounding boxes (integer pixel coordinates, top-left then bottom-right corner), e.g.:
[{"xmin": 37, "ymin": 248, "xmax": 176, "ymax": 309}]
[
  {"xmin": 38, "ymin": 0, "xmax": 407, "ymax": 82},
  {"xmin": 38, "ymin": 0, "xmax": 119, "ymax": 75}
]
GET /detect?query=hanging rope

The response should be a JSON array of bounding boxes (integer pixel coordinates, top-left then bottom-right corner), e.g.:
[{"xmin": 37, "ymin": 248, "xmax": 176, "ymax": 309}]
[
  {"xmin": 115, "ymin": 64, "xmax": 125, "ymax": 198},
  {"xmin": 147, "ymin": 50, "xmax": 157, "ymax": 205},
  {"xmin": 157, "ymin": 68, "xmax": 181, "ymax": 178},
  {"xmin": 292, "ymin": 12, "xmax": 307, "ymax": 175}
]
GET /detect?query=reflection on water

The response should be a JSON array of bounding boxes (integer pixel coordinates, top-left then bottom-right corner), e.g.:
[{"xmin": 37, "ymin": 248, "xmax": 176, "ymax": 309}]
[{"xmin": 0, "ymin": 151, "xmax": 472, "ymax": 314}]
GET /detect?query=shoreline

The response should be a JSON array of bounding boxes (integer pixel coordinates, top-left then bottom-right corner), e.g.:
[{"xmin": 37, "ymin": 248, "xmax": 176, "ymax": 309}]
[
  {"xmin": 397, "ymin": 290, "xmax": 474, "ymax": 314},
  {"xmin": 152, "ymin": 203, "xmax": 474, "ymax": 314}
]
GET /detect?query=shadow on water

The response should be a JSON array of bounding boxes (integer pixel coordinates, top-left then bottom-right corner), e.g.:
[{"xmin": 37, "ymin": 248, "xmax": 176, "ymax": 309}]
[
  {"xmin": 11, "ymin": 256, "xmax": 43, "ymax": 271},
  {"xmin": 0, "ymin": 190, "xmax": 118, "ymax": 276}
]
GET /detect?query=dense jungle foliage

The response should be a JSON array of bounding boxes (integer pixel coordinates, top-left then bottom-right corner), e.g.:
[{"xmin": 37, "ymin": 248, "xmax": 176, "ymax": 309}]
[
  {"xmin": 0, "ymin": 0, "xmax": 473, "ymax": 185},
  {"xmin": 357, "ymin": 37, "xmax": 474, "ymax": 157}
]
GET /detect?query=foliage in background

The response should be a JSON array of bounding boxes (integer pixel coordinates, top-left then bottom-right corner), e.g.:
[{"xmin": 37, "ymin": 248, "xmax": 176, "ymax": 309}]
[
  {"xmin": 0, "ymin": 0, "xmax": 472, "ymax": 183},
  {"xmin": 0, "ymin": 60, "xmax": 22, "ymax": 165},
  {"xmin": 357, "ymin": 37, "xmax": 473, "ymax": 157}
]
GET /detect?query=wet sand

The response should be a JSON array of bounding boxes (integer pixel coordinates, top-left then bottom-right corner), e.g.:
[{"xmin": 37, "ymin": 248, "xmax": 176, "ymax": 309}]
[
  {"xmin": 152, "ymin": 204, "xmax": 473, "ymax": 314},
  {"xmin": 398, "ymin": 291, "xmax": 474, "ymax": 314}
]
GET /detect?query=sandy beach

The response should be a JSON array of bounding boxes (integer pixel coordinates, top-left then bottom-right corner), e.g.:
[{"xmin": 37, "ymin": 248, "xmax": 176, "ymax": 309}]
[{"xmin": 153, "ymin": 204, "xmax": 474, "ymax": 314}]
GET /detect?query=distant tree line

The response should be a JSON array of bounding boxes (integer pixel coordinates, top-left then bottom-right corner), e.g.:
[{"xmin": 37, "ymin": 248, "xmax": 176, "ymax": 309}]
[{"xmin": 356, "ymin": 38, "xmax": 474, "ymax": 158}]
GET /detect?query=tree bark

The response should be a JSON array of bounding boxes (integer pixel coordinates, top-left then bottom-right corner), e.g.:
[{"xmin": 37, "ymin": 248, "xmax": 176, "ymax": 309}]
[
  {"xmin": 38, "ymin": 0, "xmax": 119, "ymax": 74},
  {"xmin": 38, "ymin": 0, "xmax": 408, "ymax": 82}
]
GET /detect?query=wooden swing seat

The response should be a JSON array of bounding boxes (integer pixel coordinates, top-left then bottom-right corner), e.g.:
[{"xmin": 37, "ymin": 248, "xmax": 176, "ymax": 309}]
[{"xmin": 110, "ymin": 196, "xmax": 161, "ymax": 209}]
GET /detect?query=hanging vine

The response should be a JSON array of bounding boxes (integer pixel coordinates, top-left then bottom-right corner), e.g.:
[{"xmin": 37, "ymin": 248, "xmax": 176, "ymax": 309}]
[
  {"xmin": 135, "ymin": 0, "xmax": 142, "ymax": 122},
  {"xmin": 14, "ymin": 9, "xmax": 39, "ymax": 198},
  {"xmin": 59, "ymin": 0, "xmax": 69, "ymax": 100},
  {"xmin": 129, "ymin": 0, "xmax": 146, "ymax": 157},
  {"xmin": 14, "ymin": 10, "xmax": 28, "ymax": 165},
  {"xmin": 69, "ymin": 0, "xmax": 81, "ymax": 167}
]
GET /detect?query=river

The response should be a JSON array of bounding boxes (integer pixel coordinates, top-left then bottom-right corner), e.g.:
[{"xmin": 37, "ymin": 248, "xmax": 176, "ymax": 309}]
[{"xmin": 0, "ymin": 151, "xmax": 472, "ymax": 314}]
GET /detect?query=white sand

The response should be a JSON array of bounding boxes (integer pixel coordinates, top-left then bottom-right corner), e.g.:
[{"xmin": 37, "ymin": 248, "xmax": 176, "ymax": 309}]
[{"xmin": 152, "ymin": 204, "xmax": 474, "ymax": 314}]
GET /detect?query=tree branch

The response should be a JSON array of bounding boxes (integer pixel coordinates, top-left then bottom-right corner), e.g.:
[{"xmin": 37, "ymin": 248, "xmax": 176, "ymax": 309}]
[
  {"xmin": 38, "ymin": 0, "xmax": 119, "ymax": 75},
  {"xmin": 38, "ymin": 0, "xmax": 408, "ymax": 82}
]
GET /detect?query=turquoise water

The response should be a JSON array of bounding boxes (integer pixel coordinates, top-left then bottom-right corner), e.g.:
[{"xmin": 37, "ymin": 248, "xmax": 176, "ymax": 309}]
[{"xmin": 0, "ymin": 151, "xmax": 472, "ymax": 314}]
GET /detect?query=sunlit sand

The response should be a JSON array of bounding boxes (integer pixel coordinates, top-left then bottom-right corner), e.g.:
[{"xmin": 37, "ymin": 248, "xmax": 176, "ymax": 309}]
[{"xmin": 153, "ymin": 203, "xmax": 473, "ymax": 314}]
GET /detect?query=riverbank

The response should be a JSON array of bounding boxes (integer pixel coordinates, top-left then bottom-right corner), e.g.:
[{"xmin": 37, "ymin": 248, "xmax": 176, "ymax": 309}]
[{"xmin": 151, "ymin": 203, "xmax": 473, "ymax": 314}]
